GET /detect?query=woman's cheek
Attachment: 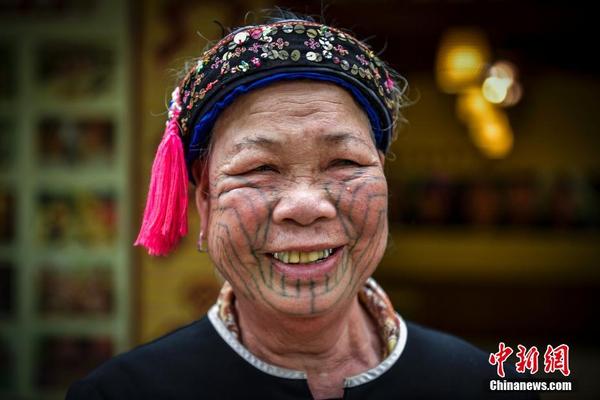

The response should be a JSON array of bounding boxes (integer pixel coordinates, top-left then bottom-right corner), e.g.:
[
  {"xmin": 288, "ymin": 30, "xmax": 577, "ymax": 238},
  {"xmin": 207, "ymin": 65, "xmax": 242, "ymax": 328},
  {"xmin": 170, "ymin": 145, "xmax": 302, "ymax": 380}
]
[
  {"xmin": 337, "ymin": 175, "xmax": 388, "ymax": 237},
  {"xmin": 348, "ymin": 180, "xmax": 388, "ymax": 273},
  {"xmin": 209, "ymin": 188, "xmax": 272, "ymax": 255}
]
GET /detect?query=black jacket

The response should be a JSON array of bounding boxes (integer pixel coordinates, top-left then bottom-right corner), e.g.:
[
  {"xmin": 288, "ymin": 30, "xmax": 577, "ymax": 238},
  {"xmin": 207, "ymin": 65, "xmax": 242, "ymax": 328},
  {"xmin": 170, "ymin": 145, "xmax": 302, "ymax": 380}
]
[{"xmin": 66, "ymin": 315, "xmax": 538, "ymax": 399}]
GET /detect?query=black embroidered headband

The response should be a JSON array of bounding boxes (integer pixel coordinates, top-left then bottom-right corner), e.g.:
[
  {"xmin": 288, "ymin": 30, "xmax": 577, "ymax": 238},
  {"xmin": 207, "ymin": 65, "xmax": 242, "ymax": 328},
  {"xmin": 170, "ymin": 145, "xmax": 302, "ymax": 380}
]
[{"xmin": 135, "ymin": 19, "xmax": 405, "ymax": 256}]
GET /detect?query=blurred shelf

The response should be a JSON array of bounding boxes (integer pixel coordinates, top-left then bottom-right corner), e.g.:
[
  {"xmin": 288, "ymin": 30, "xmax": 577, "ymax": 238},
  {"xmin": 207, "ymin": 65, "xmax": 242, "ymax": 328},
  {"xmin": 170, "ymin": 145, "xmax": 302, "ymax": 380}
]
[
  {"xmin": 34, "ymin": 99, "xmax": 124, "ymax": 116},
  {"xmin": 0, "ymin": 100, "xmax": 13, "ymax": 114},
  {"xmin": 32, "ymin": 390, "xmax": 66, "ymax": 400},
  {"xmin": 35, "ymin": 169, "xmax": 121, "ymax": 190},
  {"xmin": 0, "ymin": 15, "xmax": 127, "ymax": 37},
  {"xmin": 30, "ymin": 246, "xmax": 120, "ymax": 266},
  {"xmin": 0, "ymin": 1, "xmax": 133, "ymax": 397},
  {"xmin": 381, "ymin": 228, "xmax": 600, "ymax": 284},
  {"xmin": 0, "ymin": 319, "xmax": 18, "ymax": 333},
  {"xmin": 33, "ymin": 318, "xmax": 115, "ymax": 336},
  {"xmin": 0, "ymin": 244, "xmax": 16, "ymax": 258},
  {"xmin": 0, "ymin": 391, "xmax": 20, "ymax": 400},
  {"xmin": 0, "ymin": 171, "xmax": 16, "ymax": 183}
]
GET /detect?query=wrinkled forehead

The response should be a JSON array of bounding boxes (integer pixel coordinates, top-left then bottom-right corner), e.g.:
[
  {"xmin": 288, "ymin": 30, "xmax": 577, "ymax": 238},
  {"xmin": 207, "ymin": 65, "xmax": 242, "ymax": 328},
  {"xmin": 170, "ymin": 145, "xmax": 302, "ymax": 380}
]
[{"xmin": 210, "ymin": 81, "xmax": 377, "ymax": 157}]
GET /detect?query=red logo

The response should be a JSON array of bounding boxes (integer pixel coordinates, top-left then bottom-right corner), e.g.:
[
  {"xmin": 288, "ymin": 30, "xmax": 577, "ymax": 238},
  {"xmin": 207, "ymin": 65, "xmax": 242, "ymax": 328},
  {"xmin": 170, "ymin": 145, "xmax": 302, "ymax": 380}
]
[
  {"xmin": 515, "ymin": 345, "xmax": 539, "ymax": 374},
  {"xmin": 543, "ymin": 344, "xmax": 571, "ymax": 377},
  {"xmin": 489, "ymin": 343, "xmax": 570, "ymax": 377},
  {"xmin": 489, "ymin": 342, "xmax": 513, "ymax": 378}
]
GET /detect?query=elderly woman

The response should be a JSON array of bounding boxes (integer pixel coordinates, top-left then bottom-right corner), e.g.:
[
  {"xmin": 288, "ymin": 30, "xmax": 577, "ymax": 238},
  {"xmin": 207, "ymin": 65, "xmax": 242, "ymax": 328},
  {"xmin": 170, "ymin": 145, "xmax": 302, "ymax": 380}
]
[{"xmin": 67, "ymin": 14, "xmax": 536, "ymax": 400}]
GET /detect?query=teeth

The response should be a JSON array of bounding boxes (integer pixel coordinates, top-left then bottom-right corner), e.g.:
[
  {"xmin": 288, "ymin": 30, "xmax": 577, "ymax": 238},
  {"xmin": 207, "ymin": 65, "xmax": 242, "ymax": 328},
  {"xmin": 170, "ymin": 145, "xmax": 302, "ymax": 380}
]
[
  {"xmin": 273, "ymin": 249, "xmax": 334, "ymax": 264},
  {"xmin": 289, "ymin": 251, "xmax": 300, "ymax": 263},
  {"xmin": 299, "ymin": 252, "xmax": 310, "ymax": 263}
]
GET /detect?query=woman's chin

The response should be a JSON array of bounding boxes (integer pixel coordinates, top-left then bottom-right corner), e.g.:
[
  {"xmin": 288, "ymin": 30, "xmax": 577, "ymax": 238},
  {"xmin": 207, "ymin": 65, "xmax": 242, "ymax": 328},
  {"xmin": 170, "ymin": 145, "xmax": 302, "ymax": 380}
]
[{"xmin": 257, "ymin": 267, "xmax": 357, "ymax": 316}]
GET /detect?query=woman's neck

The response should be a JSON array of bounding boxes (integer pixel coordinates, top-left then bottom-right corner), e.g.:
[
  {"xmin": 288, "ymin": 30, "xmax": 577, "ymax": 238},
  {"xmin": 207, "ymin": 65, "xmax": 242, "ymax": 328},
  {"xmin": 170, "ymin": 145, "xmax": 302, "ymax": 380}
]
[{"xmin": 235, "ymin": 296, "xmax": 382, "ymax": 399}]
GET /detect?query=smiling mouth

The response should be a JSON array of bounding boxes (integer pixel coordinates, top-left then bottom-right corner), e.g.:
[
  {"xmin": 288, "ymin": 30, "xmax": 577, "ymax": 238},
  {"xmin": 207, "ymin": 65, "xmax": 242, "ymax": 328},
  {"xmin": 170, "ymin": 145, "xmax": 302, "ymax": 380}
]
[{"xmin": 270, "ymin": 248, "xmax": 339, "ymax": 264}]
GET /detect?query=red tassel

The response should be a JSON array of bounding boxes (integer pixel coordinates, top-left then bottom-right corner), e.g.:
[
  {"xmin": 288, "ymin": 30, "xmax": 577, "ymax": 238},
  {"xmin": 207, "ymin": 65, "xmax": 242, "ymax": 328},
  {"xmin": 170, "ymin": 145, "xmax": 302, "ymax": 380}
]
[{"xmin": 135, "ymin": 88, "xmax": 188, "ymax": 256}]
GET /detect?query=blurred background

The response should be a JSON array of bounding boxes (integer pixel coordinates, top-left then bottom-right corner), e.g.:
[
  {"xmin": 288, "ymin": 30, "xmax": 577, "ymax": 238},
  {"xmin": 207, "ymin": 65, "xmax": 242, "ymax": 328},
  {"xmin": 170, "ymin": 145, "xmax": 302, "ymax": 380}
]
[{"xmin": 1, "ymin": 0, "xmax": 598, "ymax": 398}]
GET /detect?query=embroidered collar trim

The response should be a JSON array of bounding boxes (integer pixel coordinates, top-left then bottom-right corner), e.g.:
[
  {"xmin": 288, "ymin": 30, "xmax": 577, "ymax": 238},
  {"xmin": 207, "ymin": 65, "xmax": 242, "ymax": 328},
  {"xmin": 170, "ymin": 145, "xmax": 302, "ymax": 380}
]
[{"xmin": 207, "ymin": 277, "xmax": 408, "ymax": 388}]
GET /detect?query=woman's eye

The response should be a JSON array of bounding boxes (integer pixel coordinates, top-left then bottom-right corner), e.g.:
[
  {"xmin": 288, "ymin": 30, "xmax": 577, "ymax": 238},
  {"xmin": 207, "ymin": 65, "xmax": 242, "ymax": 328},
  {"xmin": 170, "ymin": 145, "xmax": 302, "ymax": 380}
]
[
  {"xmin": 227, "ymin": 164, "xmax": 278, "ymax": 177},
  {"xmin": 252, "ymin": 164, "xmax": 278, "ymax": 173},
  {"xmin": 330, "ymin": 159, "xmax": 360, "ymax": 168}
]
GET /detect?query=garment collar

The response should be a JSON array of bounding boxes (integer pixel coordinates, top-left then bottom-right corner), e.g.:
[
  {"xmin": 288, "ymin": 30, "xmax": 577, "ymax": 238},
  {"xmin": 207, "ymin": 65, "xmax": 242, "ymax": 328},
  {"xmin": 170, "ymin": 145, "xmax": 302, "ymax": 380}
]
[{"xmin": 208, "ymin": 277, "xmax": 408, "ymax": 388}]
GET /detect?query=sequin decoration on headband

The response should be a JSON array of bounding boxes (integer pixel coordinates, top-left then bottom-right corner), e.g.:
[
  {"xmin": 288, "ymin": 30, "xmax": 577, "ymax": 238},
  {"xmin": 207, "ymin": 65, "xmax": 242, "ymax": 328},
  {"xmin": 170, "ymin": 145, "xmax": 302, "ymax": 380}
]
[{"xmin": 176, "ymin": 21, "xmax": 402, "ymax": 162}]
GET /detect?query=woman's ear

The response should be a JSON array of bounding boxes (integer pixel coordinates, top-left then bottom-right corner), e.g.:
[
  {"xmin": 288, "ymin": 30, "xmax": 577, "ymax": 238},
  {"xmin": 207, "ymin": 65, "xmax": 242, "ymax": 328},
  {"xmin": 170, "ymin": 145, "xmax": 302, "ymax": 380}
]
[{"xmin": 192, "ymin": 158, "xmax": 210, "ymax": 237}]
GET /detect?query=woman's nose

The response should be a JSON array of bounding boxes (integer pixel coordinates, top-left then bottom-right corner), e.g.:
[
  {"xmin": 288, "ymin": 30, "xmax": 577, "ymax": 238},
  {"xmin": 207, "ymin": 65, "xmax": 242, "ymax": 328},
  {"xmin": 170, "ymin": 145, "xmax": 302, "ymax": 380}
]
[{"xmin": 272, "ymin": 186, "xmax": 337, "ymax": 226}]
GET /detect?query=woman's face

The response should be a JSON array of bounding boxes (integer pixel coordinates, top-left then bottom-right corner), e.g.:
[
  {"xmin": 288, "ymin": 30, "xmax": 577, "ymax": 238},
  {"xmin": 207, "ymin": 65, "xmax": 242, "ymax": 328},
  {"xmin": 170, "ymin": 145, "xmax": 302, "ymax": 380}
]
[{"xmin": 194, "ymin": 81, "xmax": 388, "ymax": 317}]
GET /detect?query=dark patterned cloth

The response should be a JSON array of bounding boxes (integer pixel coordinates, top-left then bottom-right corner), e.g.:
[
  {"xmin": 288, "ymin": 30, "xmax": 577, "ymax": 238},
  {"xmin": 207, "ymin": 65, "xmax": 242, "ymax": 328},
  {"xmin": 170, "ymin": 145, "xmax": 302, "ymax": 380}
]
[{"xmin": 173, "ymin": 20, "xmax": 404, "ymax": 171}]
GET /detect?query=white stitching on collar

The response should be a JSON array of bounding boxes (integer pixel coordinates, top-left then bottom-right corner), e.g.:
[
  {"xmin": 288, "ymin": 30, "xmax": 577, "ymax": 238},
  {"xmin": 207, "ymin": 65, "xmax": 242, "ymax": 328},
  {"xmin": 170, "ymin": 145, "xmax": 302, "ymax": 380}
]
[{"xmin": 207, "ymin": 304, "xmax": 408, "ymax": 386}]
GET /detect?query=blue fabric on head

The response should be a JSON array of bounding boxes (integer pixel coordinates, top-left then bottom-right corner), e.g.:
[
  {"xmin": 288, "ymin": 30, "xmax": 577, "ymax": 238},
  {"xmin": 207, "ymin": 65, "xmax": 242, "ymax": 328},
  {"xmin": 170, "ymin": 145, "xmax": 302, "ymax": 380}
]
[{"xmin": 186, "ymin": 72, "xmax": 385, "ymax": 170}]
